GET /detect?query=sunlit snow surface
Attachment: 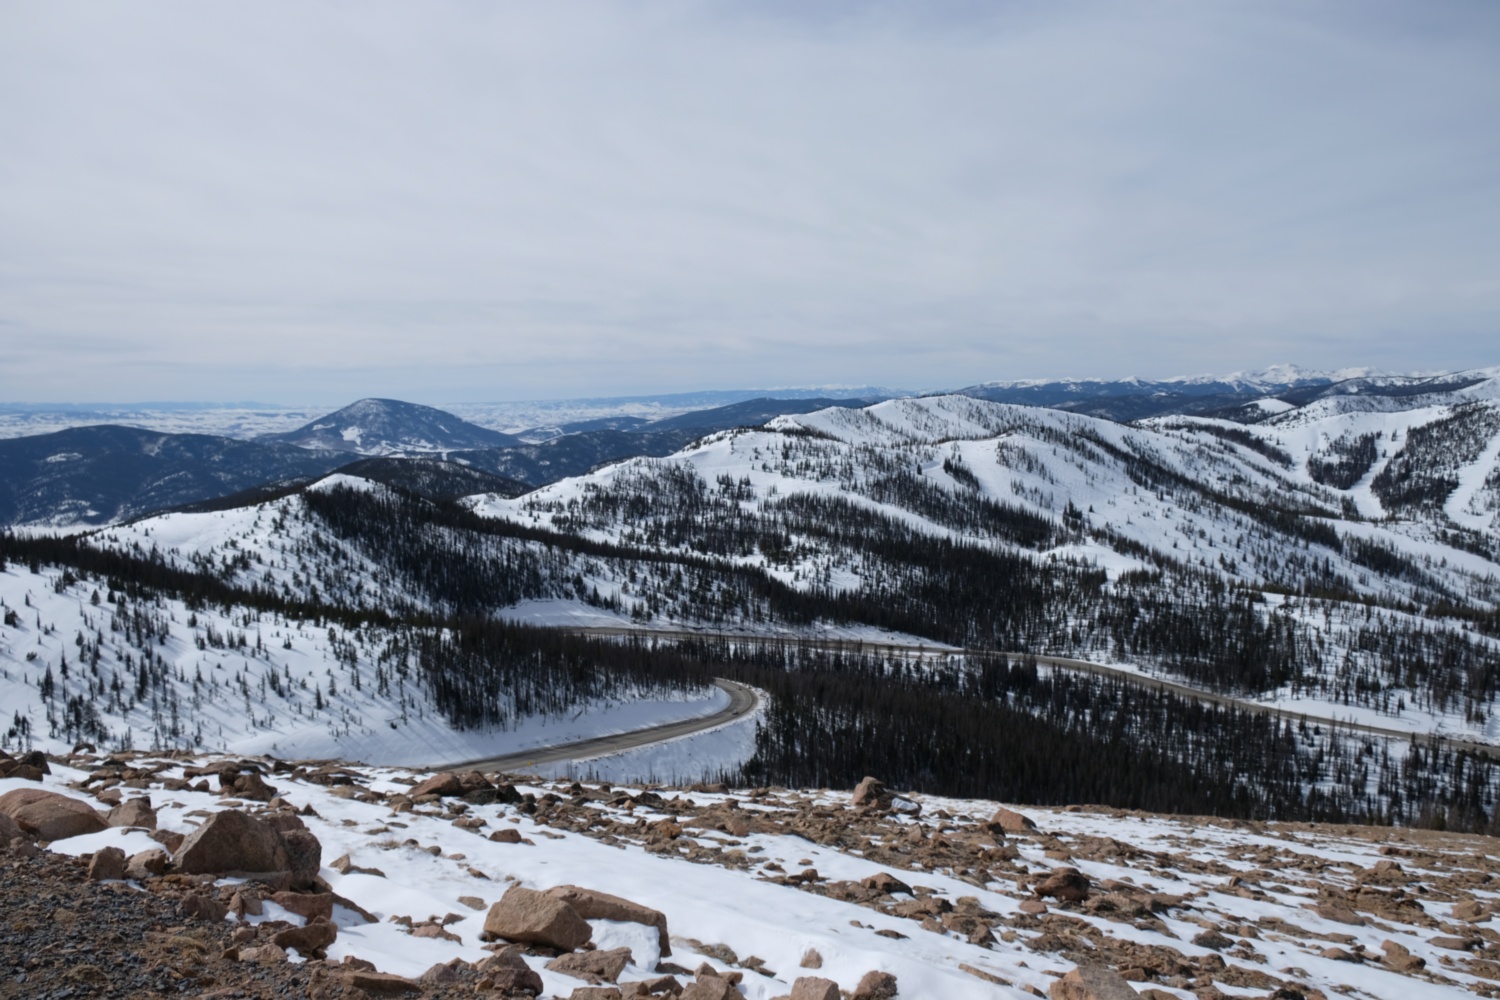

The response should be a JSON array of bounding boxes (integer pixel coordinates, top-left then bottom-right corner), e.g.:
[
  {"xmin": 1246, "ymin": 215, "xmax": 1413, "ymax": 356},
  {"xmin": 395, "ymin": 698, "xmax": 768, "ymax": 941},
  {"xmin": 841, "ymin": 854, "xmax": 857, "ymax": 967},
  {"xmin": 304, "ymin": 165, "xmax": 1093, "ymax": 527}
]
[{"xmin": 8, "ymin": 760, "xmax": 1496, "ymax": 999}]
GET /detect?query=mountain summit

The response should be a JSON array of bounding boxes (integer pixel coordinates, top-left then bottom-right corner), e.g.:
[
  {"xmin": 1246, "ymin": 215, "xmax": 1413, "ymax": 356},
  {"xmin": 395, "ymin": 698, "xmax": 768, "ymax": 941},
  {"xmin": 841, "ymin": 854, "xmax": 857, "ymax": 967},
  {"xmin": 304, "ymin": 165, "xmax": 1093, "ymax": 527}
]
[{"xmin": 259, "ymin": 398, "xmax": 520, "ymax": 455}]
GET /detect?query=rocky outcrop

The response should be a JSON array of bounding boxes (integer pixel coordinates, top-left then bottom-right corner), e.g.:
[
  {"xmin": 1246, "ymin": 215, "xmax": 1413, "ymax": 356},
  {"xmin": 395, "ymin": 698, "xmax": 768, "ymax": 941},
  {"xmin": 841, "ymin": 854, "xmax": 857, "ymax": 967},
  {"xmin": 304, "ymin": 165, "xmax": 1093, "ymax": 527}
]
[
  {"xmin": 545, "ymin": 884, "xmax": 671, "ymax": 956},
  {"xmin": 483, "ymin": 885, "xmax": 592, "ymax": 951}
]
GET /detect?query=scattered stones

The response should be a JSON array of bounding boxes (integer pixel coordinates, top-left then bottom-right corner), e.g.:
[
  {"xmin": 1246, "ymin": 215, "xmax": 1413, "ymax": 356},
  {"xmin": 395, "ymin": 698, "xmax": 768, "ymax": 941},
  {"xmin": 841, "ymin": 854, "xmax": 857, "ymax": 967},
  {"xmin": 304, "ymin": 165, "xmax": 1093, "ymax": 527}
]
[{"xmin": 483, "ymin": 884, "xmax": 593, "ymax": 951}]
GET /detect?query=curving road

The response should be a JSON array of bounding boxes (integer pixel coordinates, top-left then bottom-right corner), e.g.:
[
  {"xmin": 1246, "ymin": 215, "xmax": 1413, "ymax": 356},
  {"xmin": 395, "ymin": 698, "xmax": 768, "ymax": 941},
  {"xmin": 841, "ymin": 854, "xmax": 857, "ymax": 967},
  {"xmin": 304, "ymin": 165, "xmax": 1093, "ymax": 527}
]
[{"xmin": 436, "ymin": 678, "xmax": 758, "ymax": 774}]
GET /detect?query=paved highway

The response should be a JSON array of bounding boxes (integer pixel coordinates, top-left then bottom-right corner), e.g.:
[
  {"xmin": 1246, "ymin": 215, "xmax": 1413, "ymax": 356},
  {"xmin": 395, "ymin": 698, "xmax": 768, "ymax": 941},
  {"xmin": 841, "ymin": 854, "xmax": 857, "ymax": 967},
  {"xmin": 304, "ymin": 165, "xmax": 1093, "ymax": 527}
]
[{"xmin": 435, "ymin": 678, "xmax": 758, "ymax": 774}]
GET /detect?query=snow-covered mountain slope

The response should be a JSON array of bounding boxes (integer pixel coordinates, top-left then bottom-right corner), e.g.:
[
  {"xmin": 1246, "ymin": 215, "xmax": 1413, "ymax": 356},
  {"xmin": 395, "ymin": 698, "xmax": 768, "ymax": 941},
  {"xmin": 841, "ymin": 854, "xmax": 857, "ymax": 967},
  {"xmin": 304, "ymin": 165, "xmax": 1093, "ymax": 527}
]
[
  {"xmin": 260, "ymin": 398, "xmax": 523, "ymax": 456},
  {"xmin": 15, "ymin": 754, "xmax": 1500, "ymax": 999},
  {"xmin": 0, "ymin": 557, "xmax": 724, "ymax": 765}
]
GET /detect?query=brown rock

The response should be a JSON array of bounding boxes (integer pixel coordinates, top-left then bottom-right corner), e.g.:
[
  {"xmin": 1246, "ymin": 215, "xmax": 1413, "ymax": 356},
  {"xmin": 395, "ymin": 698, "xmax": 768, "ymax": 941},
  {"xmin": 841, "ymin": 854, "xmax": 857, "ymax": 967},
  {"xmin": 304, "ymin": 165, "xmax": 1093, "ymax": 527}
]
[
  {"xmin": 1315, "ymin": 900, "xmax": 1366, "ymax": 926},
  {"xmin": 800, "ymin": 948, "xmax": 823, "ymax": 969},
  {"xmin": 490, "ymin": 966, "xmax": 546, "ymax": 994},
  {"xmin": 483, "ymin": 884, "xmax": 592, "ymax": 951},
  {"xmin": 991, "ymin": 806, "xmax": 1039, "ymax": 833},
  {"xmin": 0, "ymin": 811, "xmax": 22, "ymax": 843},
  {"xmin": 175, "ymin": 809, "xmax": 288, "ymax": 875},
  {"xmin": 0, "ymin": 789, "xmax": 108, "ymax": 841},
  {"xmin": 851, "ymin": 970, "xmax": 899, "ymax": 1000},
  {"xmin": 419, "ymin": 961, "xmax": 462, "ymax": 984},
  {"xmin": 545, "ymin": 884, "xmax": 670, "ymax": 956},
  {"xmin": 409, "ymin": 772, "xmax": 465, "ymax": 798},
  {"xmin": 861, "ymin": 871, "xmax": 912, "ymax": 896},
  {"xmin": 1430, "ymin": 935, "xmax": 1476, "ymax": 951},
  {"xmin": 790, "ymin": 976, "xmax": 841, "ymax": 1000},
  {"xmin": 549, "ymin": 947, "xmax": 633, "ymax": 983},
  {"xmin": 680, "ymin": 975, "xmax": 739, "ymax": 1000},
  {"xmin": 271, "ymin": 891, "xmax": 334, "ymax": 921},
  {"xmin": 107, "ymin": 796, "xmax": 157, "ymax": 829},
  {"xmin": 1453, "ymin": 899, "xmax": 1489, "ymax": 922},
  {"xmin": 1381, "ymin": 940, "xmax": 1426, "ymax": 973},
  {"xmin": 228, "ymin": 772, "xmax": 278, "ymax": 801},
  {"xmin": 238, "ymin": 943, "xmax": 288, "ymax": 964},
  {"xmin": 1019, "ymin": 899, "xmax": 1048, "ymax": 915},
  {"xmin": 568, "ymin": 989, "xmax": 623, "ymax": 1000},
  {"xmin": 274, "ymin": 918, "xmax": 338, "ymax": 957},
  {"xmin": 181, "ymin": 893, "xmax": 230, "ymax": 922},
  {"xmin": 342, "ymin": 970, "xmax": 420, "ymax": 993},
  {"xmin": 1034, "ymin": 867, "xmax": 1091, "ymax": 903},
  {"xmin": 489, "ymin": 827, "xmax": 524, "ymax": 844},
  {"xmin": 1049, "ymin": 964, "xmax": 1142, "ymax": 999},
  {"xmin": 126, "ymin": 848, "xmax": 169, "ymax": 879},
  {"xmin": 851, "ymin": 776, "xmax": 890, "ymax": 810},
  {"xmin": 88, "ymin": 845, "xmax": 127, "ymax": 881}
]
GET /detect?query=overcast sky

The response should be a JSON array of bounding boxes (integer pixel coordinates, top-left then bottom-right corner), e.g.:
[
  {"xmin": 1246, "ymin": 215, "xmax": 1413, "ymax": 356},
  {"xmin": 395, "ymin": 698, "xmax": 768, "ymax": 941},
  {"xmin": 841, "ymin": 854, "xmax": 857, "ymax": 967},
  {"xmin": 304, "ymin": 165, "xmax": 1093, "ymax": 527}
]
[{"xmin": 1, "ymin": 1, "xmax": 1496, "ymax": 404}]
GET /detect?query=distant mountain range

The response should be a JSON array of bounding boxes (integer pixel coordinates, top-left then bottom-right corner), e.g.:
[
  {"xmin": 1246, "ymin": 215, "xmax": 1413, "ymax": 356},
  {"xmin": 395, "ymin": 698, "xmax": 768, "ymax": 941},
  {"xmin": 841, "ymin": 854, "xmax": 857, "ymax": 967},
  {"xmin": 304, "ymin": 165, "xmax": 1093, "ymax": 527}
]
[{"xmin": 2, "ymin": 367, "xmax": 1495, "ymax": 527}]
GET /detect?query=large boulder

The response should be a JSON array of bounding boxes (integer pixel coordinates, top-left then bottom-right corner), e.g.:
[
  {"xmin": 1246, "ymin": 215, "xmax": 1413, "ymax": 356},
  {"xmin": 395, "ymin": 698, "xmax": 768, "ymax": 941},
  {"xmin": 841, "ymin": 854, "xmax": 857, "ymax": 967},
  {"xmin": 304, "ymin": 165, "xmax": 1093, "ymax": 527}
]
[
  {"xmin": 483, "ymin": 885, "xmax": 592, "ymax": 951},
  {"xmin": 1049, "ymin": 964, "xmax": 1142, "ymax": 999},
  {"xmin": 174, "ymin": 809, "xmax": 322, "ymax": 888},
  {"xmin": 545, "ymin": 884, "xmax": 671, "ymax": 956},
  {"xmin": 0, "ymin": 788, "xmax": 108, "ymax": 841},
  {"xmin": 409, "ymin": 772, "xmax": 465, "ymax": 798},
  {"xmin": 851, "ymin": 971, "xmax": 899, "ymax": 1000},
  {"xmin": 0, "ymin": 811, "xmax": 23, "ymax": 843},
  {"xmin": 991, "ymin": 806, "xmax": 1038, "ymax": 833},
  {"xmin": 1034, "ymin": 867, "xmax": 1091, "ymax": 903}
]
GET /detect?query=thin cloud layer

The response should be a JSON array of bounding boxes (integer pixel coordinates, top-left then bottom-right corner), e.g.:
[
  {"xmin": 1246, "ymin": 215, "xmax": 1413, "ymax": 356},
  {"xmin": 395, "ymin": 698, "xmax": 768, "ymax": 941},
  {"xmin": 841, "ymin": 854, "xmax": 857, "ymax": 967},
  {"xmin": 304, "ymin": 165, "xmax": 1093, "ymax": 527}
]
[{"xmin": 1, "ymin": 1, "xmax": 1496, "ymax": 402}]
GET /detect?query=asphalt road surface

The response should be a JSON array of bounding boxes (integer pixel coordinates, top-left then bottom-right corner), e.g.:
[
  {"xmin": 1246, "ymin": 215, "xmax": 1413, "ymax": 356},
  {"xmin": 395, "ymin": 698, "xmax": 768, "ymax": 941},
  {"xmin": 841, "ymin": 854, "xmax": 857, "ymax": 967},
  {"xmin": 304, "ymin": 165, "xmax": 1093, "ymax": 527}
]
[{"xmin": 435, "ymin": 678, "xmax": 758, "ymax": 774}]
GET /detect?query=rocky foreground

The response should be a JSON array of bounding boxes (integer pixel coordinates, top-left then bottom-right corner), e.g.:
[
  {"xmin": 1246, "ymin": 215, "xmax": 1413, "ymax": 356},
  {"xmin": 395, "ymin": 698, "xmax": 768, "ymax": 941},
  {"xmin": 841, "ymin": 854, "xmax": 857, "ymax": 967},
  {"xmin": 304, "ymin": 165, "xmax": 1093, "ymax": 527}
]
[{"xmin": 2, "ymin": 749, "xmax": 1500, "ymax": 999}]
